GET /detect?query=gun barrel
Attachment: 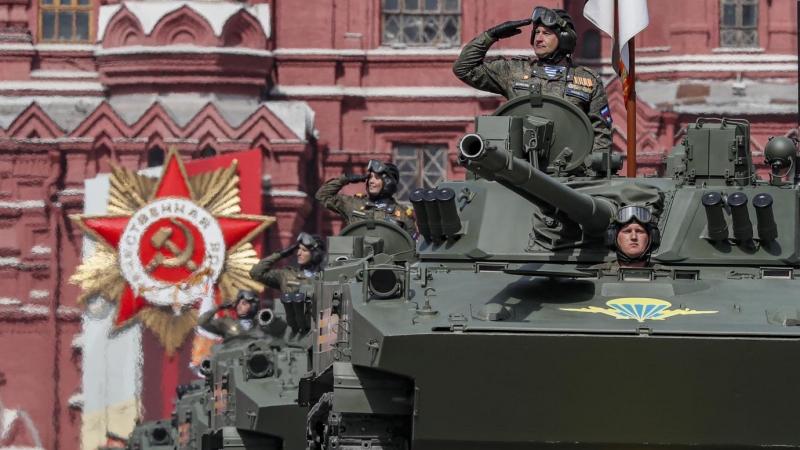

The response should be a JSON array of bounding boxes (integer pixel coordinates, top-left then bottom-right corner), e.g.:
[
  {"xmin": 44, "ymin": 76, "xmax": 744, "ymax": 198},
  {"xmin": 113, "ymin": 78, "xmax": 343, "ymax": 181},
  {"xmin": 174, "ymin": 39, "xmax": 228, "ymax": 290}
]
[{"xmin": 459, "ymin": 134, "xmax": 614, "ymax": 235}]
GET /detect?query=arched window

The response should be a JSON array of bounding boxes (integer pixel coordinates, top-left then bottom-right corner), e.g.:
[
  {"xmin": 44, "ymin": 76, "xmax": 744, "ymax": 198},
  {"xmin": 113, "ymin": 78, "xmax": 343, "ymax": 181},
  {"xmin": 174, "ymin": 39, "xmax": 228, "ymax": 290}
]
[
  {"xmin": 382, "ymin": 0, "xmax": 461, "ymax": 47},
  {"xmin": 581, "ymin": 29, "xmax": 601, "ymax": 59},
  {"xmin": 147, "ymin": 147, "xmax": 165, "ymax": 168},
  {"xmin": 199, "ymin": 146, "xmax": 217, "ymax": 158}
]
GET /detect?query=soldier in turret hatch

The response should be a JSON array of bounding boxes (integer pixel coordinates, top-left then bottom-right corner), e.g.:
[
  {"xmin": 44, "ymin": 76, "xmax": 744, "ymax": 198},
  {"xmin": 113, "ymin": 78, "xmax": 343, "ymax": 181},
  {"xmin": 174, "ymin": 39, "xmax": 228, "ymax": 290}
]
[
  {"xmin": 249, "ymin": 232, "xmax": 325, "ymax": 335},
  {"xmin": 198, "ymin": 290, "xmax": 261, "ymax": 339},
  {"xmin": 592, "ymin": 205, "xmax": 664, "ymax": 273},
  {"xmin": 453, "ymin": 6, "xmax": 612, "ymax": 153},
  {"xmin": 315, "ymin": 159, "xmax": 416, "ymax": 233}
]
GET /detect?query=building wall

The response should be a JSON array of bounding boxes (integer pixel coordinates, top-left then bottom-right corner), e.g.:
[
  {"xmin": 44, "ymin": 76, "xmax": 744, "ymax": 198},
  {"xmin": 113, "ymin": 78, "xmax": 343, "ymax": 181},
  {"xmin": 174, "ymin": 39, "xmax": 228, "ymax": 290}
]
[{"xmin": 0, "ymin": 1, "xmax": 797, "ymax": 449}]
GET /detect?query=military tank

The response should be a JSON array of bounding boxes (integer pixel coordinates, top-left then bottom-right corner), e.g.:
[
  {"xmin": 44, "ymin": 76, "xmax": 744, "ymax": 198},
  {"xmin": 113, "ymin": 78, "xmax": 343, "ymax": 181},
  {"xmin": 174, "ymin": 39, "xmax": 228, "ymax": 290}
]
[
  {"xmin": 200, "ymin": 308, "xmax": 309, "ymax": 450},
  {"xmin": 300, "ymin": 90, "xmax": 800, "ymax": 450},
  {"xmin": 125, "ymin": 419, "xmax": 177, "ymax": 450},
  {"xmin": 174, "ymin": 381, "xmax": 208, "ymax": 450}
]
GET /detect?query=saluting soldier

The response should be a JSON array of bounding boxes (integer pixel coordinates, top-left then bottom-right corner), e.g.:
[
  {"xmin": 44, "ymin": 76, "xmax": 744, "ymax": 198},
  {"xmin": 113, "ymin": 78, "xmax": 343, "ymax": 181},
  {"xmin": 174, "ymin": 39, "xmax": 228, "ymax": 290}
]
[
  {"xmin": 197, "ymin": 290, "xmax": 262, "ymax": 340},
  {"xmin": 315, "ymin": 159, "xmax": 416, "ymax": 233},
  {"xmin": 249, "ymin": 232, "xmax": 325, "ymax": 335},
  {"xmin": 453, "ymin": 6, "xmax": 613, "ymax": 153}
]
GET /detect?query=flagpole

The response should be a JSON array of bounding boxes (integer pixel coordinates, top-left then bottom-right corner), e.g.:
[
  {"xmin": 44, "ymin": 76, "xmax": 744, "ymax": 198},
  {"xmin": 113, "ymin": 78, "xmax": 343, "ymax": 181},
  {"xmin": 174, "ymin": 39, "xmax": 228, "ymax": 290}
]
[{"xmin": 626, "ymin": 35, "xmax": 637, "ymax": 178}]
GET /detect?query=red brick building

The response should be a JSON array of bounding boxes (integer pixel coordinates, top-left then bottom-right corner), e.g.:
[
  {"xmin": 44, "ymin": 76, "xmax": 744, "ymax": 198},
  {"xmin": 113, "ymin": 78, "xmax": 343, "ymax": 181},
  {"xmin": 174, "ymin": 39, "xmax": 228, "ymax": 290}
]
[{"xmin": 0, "ymin": 0, "xmax": 796, "ymax": 449}]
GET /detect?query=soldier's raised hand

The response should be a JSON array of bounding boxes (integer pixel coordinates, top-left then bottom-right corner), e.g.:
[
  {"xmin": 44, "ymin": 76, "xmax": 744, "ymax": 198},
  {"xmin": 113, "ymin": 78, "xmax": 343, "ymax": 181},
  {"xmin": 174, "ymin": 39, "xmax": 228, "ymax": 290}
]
[
  {"xmin": 344, "ymin": 173, "xmax": 370, "ymax": 183},
  {"xmin": 278, "ymin": 243, "xmax": 300, "ymax": 258},
  {"xmin": 486, "ymin": 19, "xmax": 533, "ymax": 40}
]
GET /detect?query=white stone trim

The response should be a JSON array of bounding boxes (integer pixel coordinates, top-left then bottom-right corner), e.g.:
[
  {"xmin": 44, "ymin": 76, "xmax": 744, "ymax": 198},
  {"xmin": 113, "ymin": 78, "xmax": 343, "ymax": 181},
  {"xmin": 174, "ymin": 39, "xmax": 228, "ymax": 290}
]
[
  {"xmin": 268, "ymin": 139, "xmax": 306, "ymax": 144},
  {"xmin": 97, "ymin": 1, "xmax": 270, "ymax": 41},
  {"xmin": 0, "ymin": 298, "xmax": 21, "ymax": 306},
  {"xmin": 71, "ymin": 333, "xmax": 84, "ymax": 349},
  {"xmin": 0, "ymin": 81, "xmax": 105, "ymax": 92},
  {"xmin": 30, "ymin": 70, "xmax": 99, "ymax": 79},
  {"xmin": 270, "ymin": 85, "xmax": 500, "ymax": 99},
  {"xmin": 35, "ymin": 43, "xmax": 97, "ymax": 52},
  {"xmin": 94, "ymin": 45, "xmax": 273, "ymax": 57},
  {"xmin": 0, "ymin": 200, "xmax": 45, "ymax": 209},
  {"xmin": 57, "ymin": 189, "xmax": 84, "ymax": 196},
  {"xmin": 0, "ymin": 137, "xmax": 95, "ymax": 143},
  {"xmin": 31, "ymin": 245, "xmax": 52, "ymax": 255},
  {"xmin": 363, "ymin": 116, "xmax": 474, "ymax": 122},
  {"xmin": 29, "ymin": 290, "xmax": 49, "ymax": 300},
  {"xmin": 67, "ymin": 392, "xmax": 84, "ymax": 410},
  {"xmin": 0, "ymin": 257, "xmax": 21, "ymax": 268},
  {"xmin": 264, "ymin": 190, "xmax": 308, "ymax": 198}
]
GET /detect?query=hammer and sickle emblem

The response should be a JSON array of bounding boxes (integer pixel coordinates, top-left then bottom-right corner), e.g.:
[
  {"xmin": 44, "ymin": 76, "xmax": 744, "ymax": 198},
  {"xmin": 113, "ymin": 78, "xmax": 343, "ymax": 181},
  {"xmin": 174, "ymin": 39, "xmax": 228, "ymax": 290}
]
[{"xmin": 146, "ymin": 218, "xmax": 198, "ymax": 273}]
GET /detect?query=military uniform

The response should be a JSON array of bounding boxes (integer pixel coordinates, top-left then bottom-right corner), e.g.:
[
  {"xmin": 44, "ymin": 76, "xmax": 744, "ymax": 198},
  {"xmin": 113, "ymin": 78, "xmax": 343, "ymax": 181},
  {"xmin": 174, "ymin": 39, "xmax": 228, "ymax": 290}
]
[
  {"xmin": 453, "ymin": 32, "xmax": 613, "ymax": 152},
  {"xmin": 197, "ymin": 308, "xmax": 261, "ymax": 340},
  {"xmin": 315, "ymin": 174, "xmax": 416, "ymax": 232},
  {"xmin": 249, "ymin": 251, "xmax": 313, "ymax": 295}
]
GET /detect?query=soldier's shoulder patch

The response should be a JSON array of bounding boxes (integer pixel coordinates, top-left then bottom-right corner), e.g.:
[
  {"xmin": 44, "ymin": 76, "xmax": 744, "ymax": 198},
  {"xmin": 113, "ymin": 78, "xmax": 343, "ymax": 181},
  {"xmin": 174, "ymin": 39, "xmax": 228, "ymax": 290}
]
[
  {"xmin": 513, "ymin": 81, "xmax": 531, "ymax": 90},
  {"xmin": 355, "ymin": 192, "xmax": 363, "ymax": 198},
  {"xmin": 565, "ymin": 88, "xmax": 590, "ymax": 101},
  {"xmin": 600, "ymin": 104, "xmax": 613, "ymax": 126}
]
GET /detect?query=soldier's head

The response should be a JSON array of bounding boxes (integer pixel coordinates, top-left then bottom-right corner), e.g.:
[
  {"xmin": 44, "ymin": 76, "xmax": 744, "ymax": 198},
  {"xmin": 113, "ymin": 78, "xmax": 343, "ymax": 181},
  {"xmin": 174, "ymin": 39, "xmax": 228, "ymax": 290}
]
[
  {"xmin": 296, "ymin": 232, "xmax": 325, "ymax": 269},
  {"xmin": 530, "ymin": 7, "xmax": 576, "ymax": 62},
  {"xmin": 606, "ymin": 206, "xmax": 661, "ymax": 267},
  {"xmin": 366, "ymin": 159, "xmax": 400, "ymax": 200},
  {"xmin": 234, "ymin": 290, "xmax": 259, "ymax": 319}
]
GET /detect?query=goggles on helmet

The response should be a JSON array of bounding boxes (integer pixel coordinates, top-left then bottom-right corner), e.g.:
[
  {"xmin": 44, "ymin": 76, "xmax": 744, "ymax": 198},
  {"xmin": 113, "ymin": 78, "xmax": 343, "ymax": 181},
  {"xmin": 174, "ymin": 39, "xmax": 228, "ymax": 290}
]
[
  {"xmin": 531, "ymin": 7, "xmax": 567, "ymax": 29},
  {"xmin": 614, "ymin": 205, "xmax": 653, "ymax": 226},
  {"xmin": 236, "ymin": 290, "xmax": 258, "ymax": 302},
  {"xmin": 366, "ymin": 159, "xmax": 388, "ymax": 175},
  {"xmin": 297, "ymin": 232, "xmax": 319, "ymax": 250}
]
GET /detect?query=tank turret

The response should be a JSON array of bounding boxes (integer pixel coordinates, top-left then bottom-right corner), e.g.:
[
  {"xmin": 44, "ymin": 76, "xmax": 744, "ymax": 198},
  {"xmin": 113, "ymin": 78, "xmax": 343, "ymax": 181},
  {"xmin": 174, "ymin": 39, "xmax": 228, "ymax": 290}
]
[{"xmin": 299, "ymin": 90, "xmax": 800, "ymax": 450}]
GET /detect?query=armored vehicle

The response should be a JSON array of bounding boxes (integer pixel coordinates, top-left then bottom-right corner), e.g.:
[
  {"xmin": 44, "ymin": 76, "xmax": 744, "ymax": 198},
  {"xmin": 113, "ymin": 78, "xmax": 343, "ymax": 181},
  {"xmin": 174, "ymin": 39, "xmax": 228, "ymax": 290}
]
[
  {"xmin": 301, "ymin": 91, "xmax": 800, "ymax": 450},
  {"xmin": 174, "ymin": 381, "xmax": 208, "ymax": 450},
  {"xmin": 200, "ymin": 308, "xmax": 308, "ymax": 450},
  {"xmin": 126, "ymin": 419, "xmax": 177, "ymax": 450}
]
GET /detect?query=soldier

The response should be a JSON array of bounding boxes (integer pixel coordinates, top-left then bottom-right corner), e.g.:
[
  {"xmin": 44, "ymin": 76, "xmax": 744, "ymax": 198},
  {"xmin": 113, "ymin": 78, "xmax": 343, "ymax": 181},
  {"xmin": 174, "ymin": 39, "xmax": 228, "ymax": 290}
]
[
  {"xmin": 593, "ymin": 205, "xmax": 663, "ymax": 273},
  {"xmin": 197, "ymin": 290, "xmax": 262, "ymax": 339},
  {"xmin": 249, "ymin": 232, "xmax": 325, "ymax": 335},
  {"xmin": 315, "ymin": 159, "xmax": 415, "ymax": 233},
  {"xmin": 453, "ymin": 6, "xmax": 613, "ymax": 153}
]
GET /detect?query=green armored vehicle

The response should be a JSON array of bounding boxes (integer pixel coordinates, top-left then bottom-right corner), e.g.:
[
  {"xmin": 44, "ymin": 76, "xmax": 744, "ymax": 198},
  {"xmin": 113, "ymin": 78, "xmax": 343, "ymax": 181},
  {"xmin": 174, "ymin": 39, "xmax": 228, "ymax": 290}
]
[
  {"xmin": 174, "ymin": 381, "xmax": 208, "ymax": 450},
  {"xmin": 126, "ymin": 419, "xmax": 177, "ymax": 450},
  {"xmin": 200, "ymin": 308, "xmax": 308, "ymax": 450},
  {"xmin": 301, "ymin": 91, "xmax": 800, "ymax": 449}
]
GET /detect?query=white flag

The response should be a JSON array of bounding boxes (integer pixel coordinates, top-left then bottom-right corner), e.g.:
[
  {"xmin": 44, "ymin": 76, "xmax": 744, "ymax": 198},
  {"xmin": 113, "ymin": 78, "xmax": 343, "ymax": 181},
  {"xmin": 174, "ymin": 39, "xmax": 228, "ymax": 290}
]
[{"xmin": 583, "ymin": 0, "xmax": 649, "ymax": 101}]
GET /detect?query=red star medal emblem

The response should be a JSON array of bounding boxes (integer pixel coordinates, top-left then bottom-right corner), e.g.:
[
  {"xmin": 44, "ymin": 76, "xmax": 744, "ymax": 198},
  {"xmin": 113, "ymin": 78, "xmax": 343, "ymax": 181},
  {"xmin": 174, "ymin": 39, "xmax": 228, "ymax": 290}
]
[{"xmin": 71, "ymin": 147, "xmax": 273, "ymax": 332}]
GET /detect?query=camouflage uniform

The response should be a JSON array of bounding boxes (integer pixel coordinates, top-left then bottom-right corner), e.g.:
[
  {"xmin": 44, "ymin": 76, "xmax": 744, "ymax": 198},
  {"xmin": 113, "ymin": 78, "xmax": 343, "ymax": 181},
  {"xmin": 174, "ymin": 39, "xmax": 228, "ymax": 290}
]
[
  {"xmin": 249, "ymin": 251, "xmax": 312, "ymax": 295},
  {"xmin": 315, "ymin": 174, "xmax": 416, "ymax": 232},
  {"xmin": 453, "ymin": 32, "xmax": 613, "ymax": 152},
  {"xmin": 197, "ymin": 308, "xmax": 262, "ymax": 340}
]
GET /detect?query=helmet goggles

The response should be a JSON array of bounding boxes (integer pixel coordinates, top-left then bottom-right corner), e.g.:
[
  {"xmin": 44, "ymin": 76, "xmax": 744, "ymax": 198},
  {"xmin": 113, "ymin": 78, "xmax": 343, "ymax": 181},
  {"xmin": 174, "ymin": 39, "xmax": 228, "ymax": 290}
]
[
  {"xmin": 297, "ymin": 232, "xmax": 320, "ymax": 250},
  {"xmin": 367, "ymin": 159, "xmax": 388, "ymax": 175},
  {"xmin": 614, "ymin": 205, "xmax": 653, "ymax": 226},
  {"xmin": 531, "ymin": 7, "xmax": 568, "ymax": 29},
  {"xmin": 236, "ymin": 290, "xmax": 258, "ymax": 303}
]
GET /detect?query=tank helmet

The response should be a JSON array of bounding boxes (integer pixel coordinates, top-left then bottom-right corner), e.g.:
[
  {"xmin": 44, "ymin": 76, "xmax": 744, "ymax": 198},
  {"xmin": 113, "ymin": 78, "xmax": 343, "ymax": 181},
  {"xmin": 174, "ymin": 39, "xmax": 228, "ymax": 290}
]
[
  {"xmin": 605, "ymin": 205, "xmax": 661, "ymax": 264},
  {"xmin": 297, "ymin": 232, "xmax": 326, "ymax": 267},
  {"xmin": 235, "ymin": 289, "xmax": 259, "ymax": 319},
  {"xmin": 366, "ymin": 159, "xmax": 400, "ymax": 199},
  {"xmin": 530, "ymin": 7, "xmax": 577, "ymax": 61}
]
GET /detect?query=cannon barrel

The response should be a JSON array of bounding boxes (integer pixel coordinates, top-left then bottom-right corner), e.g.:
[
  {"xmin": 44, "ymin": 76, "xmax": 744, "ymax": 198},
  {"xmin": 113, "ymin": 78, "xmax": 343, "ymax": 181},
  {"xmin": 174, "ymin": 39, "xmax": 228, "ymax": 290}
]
[
  {"xmin": 458, "ymin": 134, "xmax": 615, "ymax": 235},
  {"xmin": 257, "ymin": 308, "xmax": 289, "ymax": 338}
]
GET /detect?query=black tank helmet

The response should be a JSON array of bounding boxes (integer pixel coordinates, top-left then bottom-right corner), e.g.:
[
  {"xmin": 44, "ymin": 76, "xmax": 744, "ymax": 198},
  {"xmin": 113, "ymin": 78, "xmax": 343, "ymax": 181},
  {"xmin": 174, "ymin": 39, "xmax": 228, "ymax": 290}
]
[
  {"xmin": 530, "ymin": 7, "xmax": 577, "ymax": 63},
  {"xmin": 605, "ymin": 206, "xmax": 661, "ymax": 265},
  {"xmin": 297, "ymin": 232, "xmax": 326, "ymax": 269},
  {"xmin": 234, "ymin": 289, "xmax": 259, "ymax": 320},
  {"xmin": 366, "ymin": 159, "xmax": 400, "ymax": 200}
]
